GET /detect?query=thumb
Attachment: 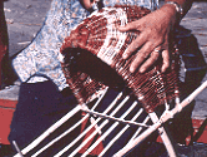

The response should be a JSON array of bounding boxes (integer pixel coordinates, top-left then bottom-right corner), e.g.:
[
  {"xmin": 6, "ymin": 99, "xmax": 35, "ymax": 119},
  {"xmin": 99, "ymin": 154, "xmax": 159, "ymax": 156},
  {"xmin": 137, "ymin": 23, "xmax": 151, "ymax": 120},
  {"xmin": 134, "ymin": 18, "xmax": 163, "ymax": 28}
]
[{"xmin": 116, "ymin": 21, "xmax": 138, "ymax": 32}]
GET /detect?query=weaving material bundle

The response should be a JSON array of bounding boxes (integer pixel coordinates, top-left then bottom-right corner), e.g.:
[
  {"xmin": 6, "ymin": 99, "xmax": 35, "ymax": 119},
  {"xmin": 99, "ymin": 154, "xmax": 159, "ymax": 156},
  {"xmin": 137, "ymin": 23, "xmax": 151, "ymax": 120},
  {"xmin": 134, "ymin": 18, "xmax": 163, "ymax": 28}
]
[{"xmin": 60, "ymin": 5, "xmax": 180, "ymax": 113}]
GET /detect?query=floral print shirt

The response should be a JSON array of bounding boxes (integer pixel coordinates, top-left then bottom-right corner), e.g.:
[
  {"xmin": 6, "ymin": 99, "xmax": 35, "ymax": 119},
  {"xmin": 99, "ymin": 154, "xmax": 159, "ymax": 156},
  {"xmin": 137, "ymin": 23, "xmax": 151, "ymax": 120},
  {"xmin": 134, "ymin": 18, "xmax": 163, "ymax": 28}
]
[{"xmin": 13, "ymin": 0, "xmax": 159, "ymax": 91}]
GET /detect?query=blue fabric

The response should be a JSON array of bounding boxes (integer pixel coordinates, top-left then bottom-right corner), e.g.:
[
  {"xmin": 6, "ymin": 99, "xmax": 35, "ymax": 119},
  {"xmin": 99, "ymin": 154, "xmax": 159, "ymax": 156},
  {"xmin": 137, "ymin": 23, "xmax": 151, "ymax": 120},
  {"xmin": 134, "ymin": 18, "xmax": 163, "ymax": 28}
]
[{"xmin": 9, "ymin": 80, "xmax": 79, "ymax": 155}]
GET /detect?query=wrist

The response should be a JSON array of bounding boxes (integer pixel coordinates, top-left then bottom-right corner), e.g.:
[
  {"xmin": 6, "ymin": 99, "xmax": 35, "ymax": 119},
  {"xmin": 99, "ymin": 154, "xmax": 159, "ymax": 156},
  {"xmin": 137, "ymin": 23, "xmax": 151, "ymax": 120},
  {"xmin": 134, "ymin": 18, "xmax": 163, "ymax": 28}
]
[
  {"xmin": 159, "ymin": 4, "xmax": 178, "ymax": 24},
  {"xmin": 162, "ymin": 4, "xmax": 178, "ymax": 19},
  {"xmin": 164, "ymin": 1, "xmax": 184, "ymax": 16}
]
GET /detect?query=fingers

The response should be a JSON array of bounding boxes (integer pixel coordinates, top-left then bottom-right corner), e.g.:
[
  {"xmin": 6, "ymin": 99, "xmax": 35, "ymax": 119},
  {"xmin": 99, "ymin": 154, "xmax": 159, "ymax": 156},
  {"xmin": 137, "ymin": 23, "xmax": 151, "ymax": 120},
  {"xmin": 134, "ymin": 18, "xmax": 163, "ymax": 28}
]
[
  {"xmin": 122, "ymin": 33, "xmax": 147, "ymax": 59},
  {"xmin": 139, "ymin": 46, "xmax": 162, "ymax": 73},
  {"xmin": 129, "ymin": 46, "xmax": 170, "ymax": 73},
  {"xmin": 128, "ymin": 42, "xmax": 160, "ymax": 73},
  {"xmin": 117, "ymin": 22, "xmax": 144, "ymax": 60},
  {"xmin": 117, "ymin": 21, "xmax": 139, "ymax": 32},
  {"xmin": 161, "ymin": 49, "xmax": 170, "ymax": 73},
  {"xmin": 117, "ymin": 19, "xmax": 171, "ymax": 73}
]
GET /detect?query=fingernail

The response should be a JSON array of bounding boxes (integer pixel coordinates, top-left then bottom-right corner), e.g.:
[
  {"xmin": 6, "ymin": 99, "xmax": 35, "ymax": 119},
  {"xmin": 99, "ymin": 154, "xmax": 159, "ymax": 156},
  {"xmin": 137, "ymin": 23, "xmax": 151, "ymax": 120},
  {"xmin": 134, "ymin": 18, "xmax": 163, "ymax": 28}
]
[
  {"xmin": 139, "ymin": 68, "xmax": 145, "ymax": 73},
  {"xmin": 130, "ymin": 67, "xmax": 135, "ymax": 73},
  {"xmin": 122, "ymin": 53, "xmax": 128, "ymax": 59},
  {"xmin": 161, "ymin": 67, "xmax": 165, "ymax": 73}
]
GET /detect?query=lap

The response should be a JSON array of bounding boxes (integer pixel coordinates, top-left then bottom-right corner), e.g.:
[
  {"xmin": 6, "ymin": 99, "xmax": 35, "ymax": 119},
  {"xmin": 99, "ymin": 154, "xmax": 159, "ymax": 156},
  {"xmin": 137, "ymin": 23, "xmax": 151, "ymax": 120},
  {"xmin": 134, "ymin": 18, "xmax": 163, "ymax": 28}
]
[{"xmin": 9, "ymin": 80, "xmax": 79, "ymax": 151}]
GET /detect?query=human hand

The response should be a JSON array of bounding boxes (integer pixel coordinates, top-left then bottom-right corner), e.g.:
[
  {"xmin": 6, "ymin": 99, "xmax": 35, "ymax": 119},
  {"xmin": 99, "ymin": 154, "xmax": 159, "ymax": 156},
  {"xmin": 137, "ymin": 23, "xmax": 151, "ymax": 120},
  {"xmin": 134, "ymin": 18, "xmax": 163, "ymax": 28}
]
[
  {"xmin": 81, "ymin": 0, "xmax": 99, "ymax": 10},
  {"xmin": 117, "ymin": 5, "xmax": 178, "ymax": 73}
]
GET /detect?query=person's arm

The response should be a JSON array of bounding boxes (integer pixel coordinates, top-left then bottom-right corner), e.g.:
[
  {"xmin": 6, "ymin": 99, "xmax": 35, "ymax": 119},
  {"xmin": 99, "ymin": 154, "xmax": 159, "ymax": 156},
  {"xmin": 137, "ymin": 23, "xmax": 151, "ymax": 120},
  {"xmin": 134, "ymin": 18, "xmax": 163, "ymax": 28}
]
[
  {"xmin": 118, "ymin": 0, "xmax": 193, "ymax": 73},
  {"xmin": 164, "ymin": 0, "xmax": 192, "ymax": 19}
]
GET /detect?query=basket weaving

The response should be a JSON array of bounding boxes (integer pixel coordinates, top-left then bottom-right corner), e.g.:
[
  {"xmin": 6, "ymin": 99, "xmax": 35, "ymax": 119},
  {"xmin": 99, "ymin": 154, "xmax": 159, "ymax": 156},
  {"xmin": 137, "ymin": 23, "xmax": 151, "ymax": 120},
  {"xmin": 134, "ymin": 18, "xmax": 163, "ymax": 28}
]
[
  {"xmin": 60, "ymin": 5, "xmax": 180, "ymax": 113},
  {"xmin": 13, "ymin": 4, "xmax": 207, "ymax": 157}
]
